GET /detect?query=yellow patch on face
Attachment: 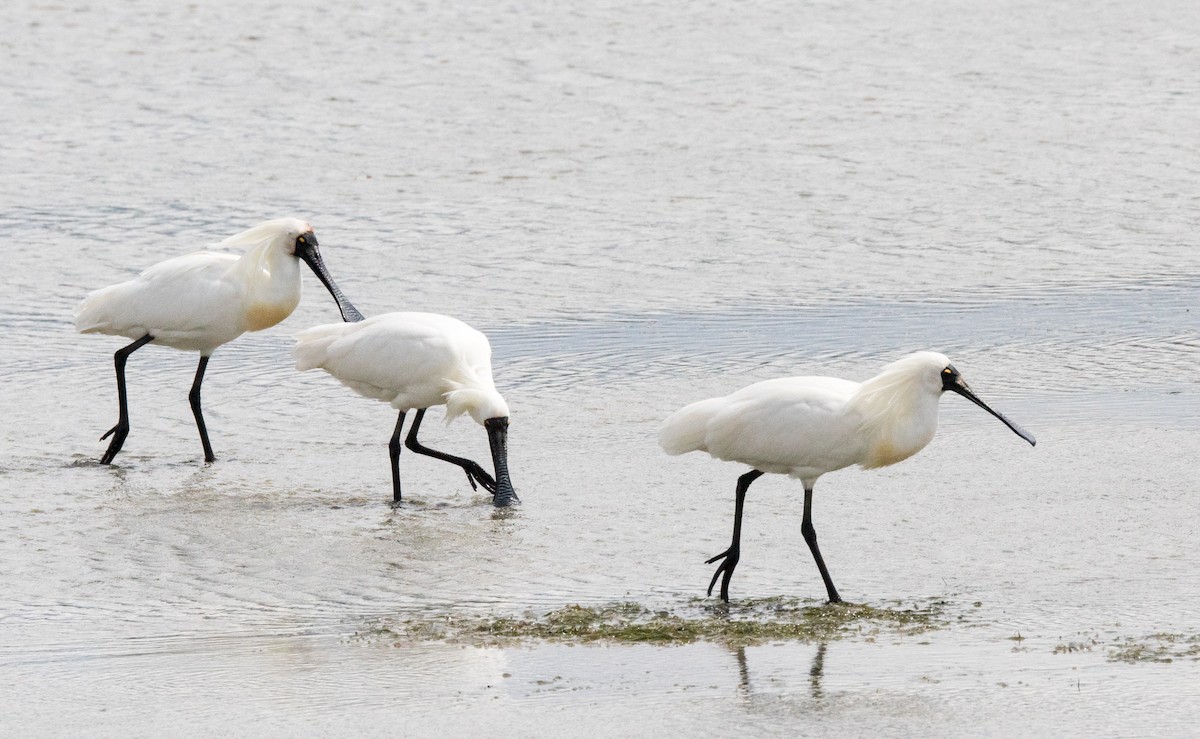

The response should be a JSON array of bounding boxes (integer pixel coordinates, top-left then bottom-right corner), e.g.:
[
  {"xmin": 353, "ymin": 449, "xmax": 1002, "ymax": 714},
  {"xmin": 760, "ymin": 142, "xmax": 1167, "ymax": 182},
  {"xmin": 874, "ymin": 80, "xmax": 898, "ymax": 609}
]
[{"xmin": 244, "ymin": 302, "xmax": 294, "ymax": 331}]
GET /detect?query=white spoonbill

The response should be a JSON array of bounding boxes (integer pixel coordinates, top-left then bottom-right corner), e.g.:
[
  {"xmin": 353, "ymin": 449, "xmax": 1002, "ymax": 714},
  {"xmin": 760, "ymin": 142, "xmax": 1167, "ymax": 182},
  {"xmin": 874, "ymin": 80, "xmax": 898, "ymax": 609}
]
[
  {"xmin": 76, "ymin": 218, "xmax": 363, "ymax": 464},
  {"xmin": 293, "ymin": 312, "xmax": 517, "ymax": 507},
  {"xmin": 659, "ymin": 351, "xmax": 1035, "ymax": 603}
]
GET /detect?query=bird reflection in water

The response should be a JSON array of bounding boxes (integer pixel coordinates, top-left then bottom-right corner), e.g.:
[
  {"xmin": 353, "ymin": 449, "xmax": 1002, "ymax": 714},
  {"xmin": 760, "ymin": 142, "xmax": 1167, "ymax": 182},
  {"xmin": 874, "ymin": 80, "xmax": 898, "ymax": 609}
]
[{"xmin": 733, "ymin": 642, "xmax": 829, "ymax": 702}]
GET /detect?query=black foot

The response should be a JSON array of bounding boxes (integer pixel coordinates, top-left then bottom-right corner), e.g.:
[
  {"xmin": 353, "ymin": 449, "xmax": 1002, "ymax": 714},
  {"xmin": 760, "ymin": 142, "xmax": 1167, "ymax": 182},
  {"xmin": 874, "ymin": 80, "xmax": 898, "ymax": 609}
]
[
  {"xmin": 98, "ymin": 423, "xmax": 128, "ymax": 465},
  {"xmin": 463, "ymin": 462, "xmax": 497, "ymax": 494},
  {"xmin": 705, "ymin": 546, "xmax": 740, "ymax": 602}
]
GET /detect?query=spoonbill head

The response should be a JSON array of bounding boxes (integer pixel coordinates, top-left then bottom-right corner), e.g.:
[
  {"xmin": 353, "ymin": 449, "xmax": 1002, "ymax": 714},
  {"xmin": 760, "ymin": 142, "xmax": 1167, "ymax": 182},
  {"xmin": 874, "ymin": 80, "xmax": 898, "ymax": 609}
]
[
  {"xmin": 659, "ymin": 351, "xmax": 1035, "ymax": 603},
  {"xmin": 294, "ymin": 312, "xmax": 517, "ymax": 507},
  {"xmin": 76, "ymin": 217, "xmax": 363, "ymax": 464}
]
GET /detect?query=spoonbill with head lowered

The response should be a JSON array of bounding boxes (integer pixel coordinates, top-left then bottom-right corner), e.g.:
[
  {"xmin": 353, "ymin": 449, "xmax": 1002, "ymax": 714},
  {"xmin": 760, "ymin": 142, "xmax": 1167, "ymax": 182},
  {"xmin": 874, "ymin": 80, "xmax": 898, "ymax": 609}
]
[
  {"xmin": 659, "ymin": 351, "xmax": 1035, "ymax": 603},
  {"xmin": 293, "ymin": 312, "xmax": 517, "ymax": 507},
  {"xmin": 76, "ymin": 217, "xmax": 363, "ymax": 464}
]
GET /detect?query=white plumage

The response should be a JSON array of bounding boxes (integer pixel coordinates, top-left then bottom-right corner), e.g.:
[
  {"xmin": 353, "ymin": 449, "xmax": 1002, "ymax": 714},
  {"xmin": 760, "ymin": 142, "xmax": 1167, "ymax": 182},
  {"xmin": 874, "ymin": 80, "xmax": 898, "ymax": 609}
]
[
  {"xmin": 76, "ymin": 218, "xmax": 361, "ymax": 464},
  {"xmin": 80, "ymin": 220, "xmax": 298, "ymax": 352},
  {"xmin": 294, "ymin": 312, "xmax": 517, "ymax": 506},
  {"xmin": 660, "ymin": 351, "xmax": 1035, "ymax": 603},
  {"xmin": 295, "ymin": 312, "xmax": 508, "ymax": 422}
]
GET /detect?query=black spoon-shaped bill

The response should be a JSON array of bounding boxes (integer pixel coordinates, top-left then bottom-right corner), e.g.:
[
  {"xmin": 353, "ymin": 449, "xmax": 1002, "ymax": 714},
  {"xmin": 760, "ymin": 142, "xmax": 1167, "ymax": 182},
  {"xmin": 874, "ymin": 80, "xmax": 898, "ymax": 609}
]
[
  {"xmin": 946, "ymin": 378, "xmax": 1036, "ymax": 446},
  {"xmin": 296, "ymin": 237, "xmax": 364, "ymax": 323},
  {"xmin": 485, "ymin": 416, "xmax": 519, "ymax": 507}
]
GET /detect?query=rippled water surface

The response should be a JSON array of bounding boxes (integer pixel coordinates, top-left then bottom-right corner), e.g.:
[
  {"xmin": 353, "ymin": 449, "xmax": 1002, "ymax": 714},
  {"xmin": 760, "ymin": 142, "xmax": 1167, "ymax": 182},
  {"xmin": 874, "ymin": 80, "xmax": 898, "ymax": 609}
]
[{"xmin": 3, "ymin": 0, "xmax": 1199, "ymax": 736}]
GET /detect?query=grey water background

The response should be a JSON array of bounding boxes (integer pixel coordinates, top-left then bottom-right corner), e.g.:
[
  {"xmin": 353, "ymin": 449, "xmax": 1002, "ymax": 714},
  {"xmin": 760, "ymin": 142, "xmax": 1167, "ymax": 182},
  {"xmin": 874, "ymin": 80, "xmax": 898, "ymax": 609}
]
[{"xmin": 2, "ymin": 0, "xmax": 1199, "ymax": 735}]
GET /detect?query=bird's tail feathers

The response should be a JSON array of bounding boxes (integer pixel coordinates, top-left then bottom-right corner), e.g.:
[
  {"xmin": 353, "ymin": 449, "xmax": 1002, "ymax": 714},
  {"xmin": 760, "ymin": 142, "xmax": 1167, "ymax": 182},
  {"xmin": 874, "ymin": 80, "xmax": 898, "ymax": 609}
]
[
  {"xmin": 658, "ymin": 397, "xmax": 724, "ymax": 455},
  {"xmin": 292, "ymin": 324, "xmax": 348, "ymax": 371},
  {"xmin": 74, "ymin": 291, "xmax": 106, "ymax": 334},
  {"xmin": 74, "ymin": 283, "xmax": 126, "ymax": 334}
]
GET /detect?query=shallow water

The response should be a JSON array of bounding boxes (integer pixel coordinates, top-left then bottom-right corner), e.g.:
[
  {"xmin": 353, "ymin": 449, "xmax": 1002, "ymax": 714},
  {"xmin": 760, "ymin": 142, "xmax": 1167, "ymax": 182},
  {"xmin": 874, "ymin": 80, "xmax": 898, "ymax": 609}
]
[{"xmin": 3, "ymin": 0, "xmax": 1200, "ymax": 736}]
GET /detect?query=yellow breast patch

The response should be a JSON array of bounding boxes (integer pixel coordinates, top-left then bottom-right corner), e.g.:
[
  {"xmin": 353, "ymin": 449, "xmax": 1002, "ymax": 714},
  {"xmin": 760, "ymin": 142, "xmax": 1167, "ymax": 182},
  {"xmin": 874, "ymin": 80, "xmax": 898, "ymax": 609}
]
[
  {"xmin": 863, "ymin": 439, "xmax": 917, "ymax": 469},
  {"xmin": 244, "ymin": 302, "xmax": 293, "ymax": 331}
]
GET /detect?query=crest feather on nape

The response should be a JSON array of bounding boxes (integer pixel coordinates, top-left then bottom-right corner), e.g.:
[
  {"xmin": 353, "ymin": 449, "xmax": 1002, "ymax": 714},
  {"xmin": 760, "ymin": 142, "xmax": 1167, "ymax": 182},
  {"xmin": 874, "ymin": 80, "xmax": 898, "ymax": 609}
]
[
  {"xmin": 442, "ymin": 369, "xmax": 509, "ymax": 424},
  {"xmin": 443, "ymin": 382, "xmax": 491, "ymax": 424},
  {"xmin": 851, "ymin": 352, "xmax": 947, "ymax": 432},
  {"xmin": 220, "ymin": 218, "xmax": 308, "ymax": 251}
]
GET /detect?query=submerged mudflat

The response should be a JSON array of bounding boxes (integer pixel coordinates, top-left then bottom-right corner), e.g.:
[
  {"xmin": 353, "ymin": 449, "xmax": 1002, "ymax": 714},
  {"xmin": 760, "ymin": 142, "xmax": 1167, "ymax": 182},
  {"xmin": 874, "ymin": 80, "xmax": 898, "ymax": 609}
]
[{"xmin": 366, "ymin": 598, "xmax": 950, "ymax": 645}]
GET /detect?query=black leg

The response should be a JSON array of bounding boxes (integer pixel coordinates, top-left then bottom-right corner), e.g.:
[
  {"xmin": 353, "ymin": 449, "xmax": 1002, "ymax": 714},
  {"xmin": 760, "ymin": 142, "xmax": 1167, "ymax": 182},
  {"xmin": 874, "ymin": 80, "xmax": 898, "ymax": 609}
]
[
  {"xmin": 99, "ymin": 334, "xmax": 154, "ymax": 464},
  {"xmin": 706, "ymin": 469, "xmax": 764, "ymax": 602},
  {"xmin": 389, "ymin": 410, "xmax": 406, "ymax": 503},
  {"xmin": 188, "ymin": 355, "xmax": 215, "ymax": 463},
  {"xmin": 802, "ymin": 486, "xmax": 842, "ymax": 604},
  {"xmin": 404, "ymin": 408, "xmax": 498, "ymax": 494}
]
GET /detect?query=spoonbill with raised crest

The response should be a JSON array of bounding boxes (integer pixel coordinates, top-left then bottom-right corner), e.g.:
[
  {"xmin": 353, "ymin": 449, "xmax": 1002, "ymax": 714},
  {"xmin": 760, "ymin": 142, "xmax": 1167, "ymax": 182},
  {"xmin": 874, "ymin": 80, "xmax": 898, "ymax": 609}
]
[
  {"xmin": 293, "ymin": 312, "xmax": 517, "ymax": 507},
  {"xmin": 76, "ymin": 217, "xmax": 363, "ymax": 464},
  {"xmin": 659, "ymin": 351, "xmax": 1035, "ymax": 603}
]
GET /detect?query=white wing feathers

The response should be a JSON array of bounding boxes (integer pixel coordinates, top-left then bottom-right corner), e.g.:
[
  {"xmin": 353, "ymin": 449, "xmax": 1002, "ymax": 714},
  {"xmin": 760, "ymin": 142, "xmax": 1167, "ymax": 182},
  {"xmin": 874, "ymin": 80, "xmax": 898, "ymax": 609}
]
[
  {"xmin": 294, "ymin": 313, "xmax": 502, "ymax": 419},
  {"xmin": 660, "ymin": 376, "xmax": 866, "ymax": 478}
]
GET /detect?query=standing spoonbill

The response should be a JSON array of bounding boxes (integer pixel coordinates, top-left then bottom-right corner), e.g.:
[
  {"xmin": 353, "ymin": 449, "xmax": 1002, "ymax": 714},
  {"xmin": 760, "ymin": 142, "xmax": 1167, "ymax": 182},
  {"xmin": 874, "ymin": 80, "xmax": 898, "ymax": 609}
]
[
  {"xmin": 76, "ymin": 218, "xmax": 363, "ymax": 464},
  {"xmin": 293, "ymin": 312, "xmax": 517, "ymax": 507},
  {"xmin": 659, "ymin": 351, "xmax": 1035, "ymax": 603}
]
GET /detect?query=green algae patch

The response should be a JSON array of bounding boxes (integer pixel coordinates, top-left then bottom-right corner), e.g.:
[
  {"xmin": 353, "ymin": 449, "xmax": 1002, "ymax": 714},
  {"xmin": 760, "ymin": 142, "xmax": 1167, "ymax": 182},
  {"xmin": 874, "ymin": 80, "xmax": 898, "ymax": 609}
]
[
  {"xmin": 363, "ymin": 597, "xmax": 949, "ymax": 646},
  {"xmin": 1107, "ymin": 633, "xmax": 1200, "ymax": 664}
]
